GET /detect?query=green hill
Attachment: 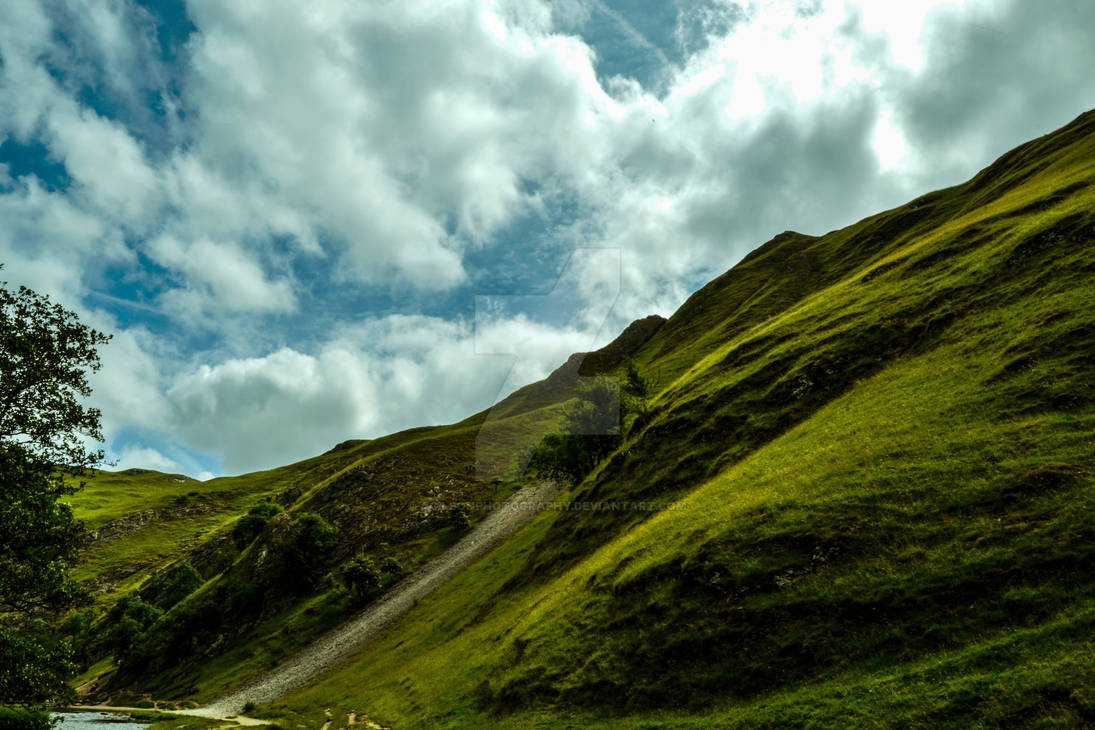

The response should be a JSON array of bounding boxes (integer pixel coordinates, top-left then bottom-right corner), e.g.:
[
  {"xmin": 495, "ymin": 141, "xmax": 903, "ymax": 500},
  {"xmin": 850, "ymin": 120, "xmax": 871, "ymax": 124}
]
[{"xmin": 72, "ymin": 110, "xmax": 1095, "ymax": 727}]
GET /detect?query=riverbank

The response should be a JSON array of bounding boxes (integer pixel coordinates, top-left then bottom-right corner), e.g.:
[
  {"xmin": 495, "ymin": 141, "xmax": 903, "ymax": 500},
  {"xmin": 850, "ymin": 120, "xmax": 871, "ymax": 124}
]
[{"xmin": 66, "ymin": 705, "xmax": 268, "ymax": 727}]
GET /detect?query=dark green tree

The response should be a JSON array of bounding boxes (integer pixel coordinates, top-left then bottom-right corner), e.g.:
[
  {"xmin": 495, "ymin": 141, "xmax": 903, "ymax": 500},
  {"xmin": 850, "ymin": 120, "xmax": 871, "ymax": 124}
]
[
  {"xmin": 155, "ymin": 564, "xmax": 202, "ymax": 610},
  {"xmin": 449, "ymin": 503, "xmax": 471, "ymax": 530},
  {"xmin": 339, "ymin": 554, "xmax": 383, "ymax": 605},
  {"xmin": 0, "ymin": 273, "xmax": 110, "ymax": 468},
  {"xmin": 104, "ymin": 597, "xmax": 162, "ymax": 660},
  {"xmin": 621, "ymin": 358, "xmax": 651, "ymax": 418},
  {"xmin": 562, "ymin": 377, "xmax": 620, "ymax": 436},
  {"xmin": 287, "ymin": 513, "xmax": 337, "ymax": 591},
  {"xmin": 232, "ymin": 501, "xmax": 283, "ymax": 549},
  {"xmin": 0, "ymin": 270, "xmax": 110, "ymax": 712},
  {"xmin": 528, "ymin": 377, "xmax": 622, "ymax": 482}
]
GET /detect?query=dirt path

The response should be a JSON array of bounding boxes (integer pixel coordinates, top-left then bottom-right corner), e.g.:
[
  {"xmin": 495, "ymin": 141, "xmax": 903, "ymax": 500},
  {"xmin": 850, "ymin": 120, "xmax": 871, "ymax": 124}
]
[{"xmin": 184, "ymin": 480, "xmax": 560, "ymax": 718}]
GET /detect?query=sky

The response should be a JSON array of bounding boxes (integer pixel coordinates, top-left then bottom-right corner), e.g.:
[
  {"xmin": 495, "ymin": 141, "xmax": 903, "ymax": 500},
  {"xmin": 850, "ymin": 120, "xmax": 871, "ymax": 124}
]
[{"xmin": 1, "ymin": 0, "xmax": 1093, "ymax": 478}]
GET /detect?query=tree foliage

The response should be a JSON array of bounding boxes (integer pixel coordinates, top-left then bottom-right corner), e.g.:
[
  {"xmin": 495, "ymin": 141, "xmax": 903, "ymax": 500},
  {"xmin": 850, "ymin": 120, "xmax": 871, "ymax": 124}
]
[
  {"xmin": 155, "ymin": 564, "xmax": 202, "ymax": 610},
  {"xmin": 0, "ymin": 270, "xmax": 109, "ymax": 709},
  {"xmin": 621, "ymin": 358, "xmax": 651, "ymax": 417},
  {"xmin": 0, "ymin": 448, "xmax": 84, "ymax": 615},
  {"xmin": 528, "ymin": 376, "xmax": 625, "ymax": 482},
  {"xmin": 0, "ymin": 275, "xmax": 110, "ymax": 468},
  {"xmin": 340, "ymin": 555, "xmax": 383, "ymax": 605},
  {"xmin": 232, "ymin": 501, "xmax": 283, "ymax": 549},
  {"xmin": 104, "ymin": 597, "xmax": 162, "ymax": 660},
  {"xmin": 0, "ymin": 705, "xmax": 53, "ymax": 730},
  {"xmin": 561, "ymin": 377, "xmax": 620, "ymax": 436},
  {"xmin": 287, "ymin": 513, "xmax": 337, "ymax": 590}
]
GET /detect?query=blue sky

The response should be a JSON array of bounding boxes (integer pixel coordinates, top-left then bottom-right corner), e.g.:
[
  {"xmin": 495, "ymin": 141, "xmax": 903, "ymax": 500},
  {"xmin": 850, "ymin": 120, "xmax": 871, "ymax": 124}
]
[{"xmin": 2, "ymin": 0, "xmax": 1094, "ymax": 477}]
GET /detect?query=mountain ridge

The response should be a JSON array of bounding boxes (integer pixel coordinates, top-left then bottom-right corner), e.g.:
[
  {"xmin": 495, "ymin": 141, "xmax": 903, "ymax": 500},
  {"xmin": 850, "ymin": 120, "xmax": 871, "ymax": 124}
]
[{"xmin": 66, "ymin": 109, "xmax": 1095, "ymax": 728}]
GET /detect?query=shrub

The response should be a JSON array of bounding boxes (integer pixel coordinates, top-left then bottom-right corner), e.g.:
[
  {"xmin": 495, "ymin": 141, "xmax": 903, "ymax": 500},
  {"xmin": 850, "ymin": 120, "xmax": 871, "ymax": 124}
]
[
  {"xmin": 380, "ymin": 556, "xmax": 405, "ymax": 577},
  {"xmin": 233, "ymin": 501, "xmax": 284, "ymax": 549},
  {"xmin": 450, "ymin": 504, "xmax": 471, "ymax": 530},
  {"xmin": 0, "ymin": 707, "xmax": 52, "ymax": 730},
  {"xmin": 287, "ymin": 513, "xmax": 337, "ymax": 591},
  {"xmin": 106, "ymin": 616, "xmax": 143, "ymax": 659},
  {"xmin": 224, "ymin": 578, "xmax": 261, "ymax": 614},
  {"xmin": 104, "ymin": 597, "xmax": 162, "ymax": 660},
  {"xmin": 340, "ymin": 555, "xmax": 383, "ymax": 605},
  {"xmin": 528, "ymin": 433, "xmax": 618, "ymax": 483},
  {"xmin": 127, "ymin": 598, "xmax": 221, "ymax": 670},
  {"xmin": 621, "ymin": 358, "xmax": 651, "ymax": 420},
  {"xmin": 57, "ymin": 608, "xmax": 98, "ymax": 665},
  {"xmin": 147, "ymin": 564, "xmax": 203, "ymax": 610},
  {"xmin": 528, "ymin": 377, "xmax": 624, "ymax": 482},
  {"xmin": 564, "ymin": 377, "xmax": 620, "ymax": 436}
]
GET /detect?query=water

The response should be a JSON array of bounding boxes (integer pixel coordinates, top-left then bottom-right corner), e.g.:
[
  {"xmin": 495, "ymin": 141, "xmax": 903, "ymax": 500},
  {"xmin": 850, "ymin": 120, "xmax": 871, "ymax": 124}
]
[{"xmin": 51, "ymin": 711, "xmax": 150, "ymax": 730}]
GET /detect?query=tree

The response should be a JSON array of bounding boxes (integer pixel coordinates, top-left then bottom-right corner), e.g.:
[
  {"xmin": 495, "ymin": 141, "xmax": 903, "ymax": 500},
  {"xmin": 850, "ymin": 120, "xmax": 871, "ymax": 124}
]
[
  {"xmin": 0, "ymin": 272, "xmax": 110, "ymax": 469},
  {"xmin": 621, "ymin": 358, "xmax": 651, "ymax": 418},
  {"xmin": 0, "ymin": 270, "xmax": 110, "ymax": 711},
  {"xmin": 286, "ymin": 513, "xmax": 337, "ymax": 591},
  {"xmin": 104, "ymin": 597, "xmax": 162, "ymax": 660},
  {"xmin": 562, "ymin": 377, "xmax": 620, "ymax": 436},
  {"xmin": 232, "ymin": 501, "xmax": 283, "ymax": 549},
  {"xmin": 157, "ymin": 564, "xmax": 202, "ymax": 610},
  {"xmin": 339, "ymin": 554, "xmax": 383, "ymax": 605},
  {"xmin": 528, "ymin": 377, "xmax": 622, "ymax": 482}
]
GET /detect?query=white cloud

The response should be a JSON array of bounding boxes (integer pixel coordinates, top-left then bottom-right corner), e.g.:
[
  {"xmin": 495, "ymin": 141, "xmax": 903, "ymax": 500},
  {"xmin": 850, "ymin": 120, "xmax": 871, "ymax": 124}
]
[
  {"xmin": 0, "ymin": 178, "xmax": 129, "ymax": 302},
  {"xmin": 148, "ymin": 235, "xmax": 297, "ymax": 315},
  {"xmin": 161, "ymin": 313, "xmax": 595, "ymax": 474},
  {"xmin": 173, "ymin": 0, "xmax": 633, "ymax": 287},
  {"xmin": 86, "ymin": 325, "xmax": 170, "ymax": 432},
  {"xmin": 111, "ymin": 445, "xmax": 188, "ymax": 475},
  {"xmin": 6, "ymin": 0, "xmax": 1095, "ymax": 476},
  {"xmin": 45, "ymin": 103, "xmax": 160, "ymax": 224}
]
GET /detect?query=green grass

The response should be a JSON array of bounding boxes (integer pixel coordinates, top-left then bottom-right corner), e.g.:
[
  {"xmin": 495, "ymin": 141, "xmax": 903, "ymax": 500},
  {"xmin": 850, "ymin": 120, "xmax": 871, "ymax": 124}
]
[
  {"xmin": 70, "ymin": 443, "xmax": 380, "ymax": 593},
  {"xmin": 254, "ymin": 110, "xmax": 1095, "ymax": 727},
  {"xmin": 80, "ymin": 109, "xmax": 1095, "ymax": 727},
  {"xmin": 71, "ymin": 380, "xmax": 572, "ymax": 701}
]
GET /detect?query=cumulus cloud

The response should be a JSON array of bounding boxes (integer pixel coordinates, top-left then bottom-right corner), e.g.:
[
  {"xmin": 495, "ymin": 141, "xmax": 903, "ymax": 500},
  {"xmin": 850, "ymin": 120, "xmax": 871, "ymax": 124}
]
[
  {"xmin": 112, "ymin": 446, "xmax": 188, "ymax": 475},
  {"xmin": 148, "ymin": 235, "xmax": 297, "ymax": 315},
  {"xmin": 5, "ymin": 0, "xmax": 1095, "ymax": 476},
  {"xmin": 162, "ymin": 314, "xmax": 596, "ymax": 474}
]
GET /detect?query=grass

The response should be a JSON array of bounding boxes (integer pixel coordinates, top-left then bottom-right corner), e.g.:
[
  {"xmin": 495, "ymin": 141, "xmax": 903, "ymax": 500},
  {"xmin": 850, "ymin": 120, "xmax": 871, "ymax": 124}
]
[
  {"xmin": 255, "ymin": 110, "xmax": 1095, "ymax": 727},
  {"xmin": 76, "ymin": 109, "xmax": 1095, "ymax": 727},
  {"xmin": 70, "ymin": 380, "xmax": 571, "ymax": 701},
  {"xmin": 69, "ymin": 443, "xmax": 379, "ymax": 595}
]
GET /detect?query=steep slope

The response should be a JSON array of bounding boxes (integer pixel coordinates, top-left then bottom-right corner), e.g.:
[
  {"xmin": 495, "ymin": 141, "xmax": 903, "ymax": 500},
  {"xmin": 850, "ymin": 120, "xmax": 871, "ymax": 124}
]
[
  {"xmin": 250, "ymin": 110, "xmax": 1095, "ymax": 727},
  {"xmin": 69, "ymin": 315, "xmax": 663, "ymax": 703},
  {"xmin": 71, "ymin": 444, "xmax": 374, "ymax": 599},
  {"xmin": 189, "ymin": 479, "xmax": 558, "ymax": 717}
]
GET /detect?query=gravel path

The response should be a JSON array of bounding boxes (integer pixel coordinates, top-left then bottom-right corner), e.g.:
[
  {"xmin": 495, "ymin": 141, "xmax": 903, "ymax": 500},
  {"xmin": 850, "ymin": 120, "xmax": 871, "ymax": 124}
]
[{"xmin": 184, "ymin": 480, "xmax": 560, "ymax": 718}]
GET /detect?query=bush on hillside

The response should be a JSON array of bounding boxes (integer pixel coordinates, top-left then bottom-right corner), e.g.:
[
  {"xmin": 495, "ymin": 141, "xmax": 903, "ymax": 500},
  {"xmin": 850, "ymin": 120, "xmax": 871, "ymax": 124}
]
[
  {"xmin": 286, "ymin": 513, "xmax": 337, "ymax": 591},
  {"xmin": 104, "ymin": 597, "xmax": 162, "ymax": 660},
  {"xmin": 141, "ymin": 563, "xmax": 203, "ymax": 611},
  {"xmin": 340, "ymin": 555, "xmax": 383, "ymax": 605},
  {"xmin": 449, "ymin": 503, "xmax": 471, "ymax": 530},
  {"xmin": 232, "ymin": 501, "xmax": 284, "ymax": 549},
  {"xmin": 528, "ymin": 376, "xmax": 628, "ymax": 483}
]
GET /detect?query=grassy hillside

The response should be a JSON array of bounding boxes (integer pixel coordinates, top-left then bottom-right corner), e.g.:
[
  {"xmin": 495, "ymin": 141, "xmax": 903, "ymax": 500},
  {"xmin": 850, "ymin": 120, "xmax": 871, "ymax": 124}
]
[
  {"xmin": 72, "ymin": 110, "xmax": 1095, "ymax": 725},
  {"xmin": 68, "ymin": 351, "xmax": 623, "ymax": 701},
  {"xmin": 243, "ymin": 110, "xmax": 1095, "ymax": 727},
  {"xmin": 71, "ymin": 444, "xmax": 374, "ymax": 597}
]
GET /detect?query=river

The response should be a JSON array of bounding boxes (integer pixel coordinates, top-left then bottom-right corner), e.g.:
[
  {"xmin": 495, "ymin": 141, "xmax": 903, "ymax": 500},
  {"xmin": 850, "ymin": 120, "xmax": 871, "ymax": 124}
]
[{"xmin": 51, "ymin": 711, "xmax": 149, "ymax": 729}]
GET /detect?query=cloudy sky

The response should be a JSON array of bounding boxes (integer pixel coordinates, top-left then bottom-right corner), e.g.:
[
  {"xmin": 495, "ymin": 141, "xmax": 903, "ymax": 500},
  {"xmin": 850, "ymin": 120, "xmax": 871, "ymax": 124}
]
[{"xmin": 1, "ymin": 0, "xmax": 1093, "ymax": 478}]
